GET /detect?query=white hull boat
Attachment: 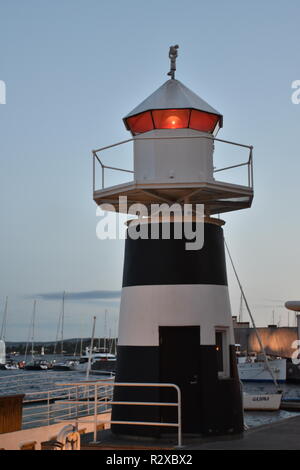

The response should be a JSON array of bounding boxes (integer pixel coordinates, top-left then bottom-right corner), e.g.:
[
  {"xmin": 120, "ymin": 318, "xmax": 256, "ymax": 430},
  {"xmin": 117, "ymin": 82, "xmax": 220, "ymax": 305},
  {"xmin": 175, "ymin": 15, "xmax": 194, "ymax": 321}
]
[
  {"xmin": 78, "ymin": 351, "xmax": 116, "ymax": 372},
  {"xmin": 4, "ymin": 363, "xmax": 19, "ymax": 370},
  {"xmin": 52, "ymin": 360, "xmax": 80, "ymax": 371},
  {"xmin": 243, "ymin": 392, "xmax": 282, "ymax": 411},
  {"xmin": 0, "ymin": 362, "xmax": 19, "ymax": 370},
  {"xmin": 238, "ymin": 358, "xmax": 286, "ymax": 382}
]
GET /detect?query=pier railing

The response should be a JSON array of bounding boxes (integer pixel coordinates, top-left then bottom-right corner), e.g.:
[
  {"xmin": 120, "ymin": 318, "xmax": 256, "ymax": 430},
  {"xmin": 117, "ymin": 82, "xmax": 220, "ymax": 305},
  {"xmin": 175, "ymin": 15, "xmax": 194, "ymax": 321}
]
[
  {"xmin": 20, "ymin": 378, "xmax": 114, "ymax": 429},
  {"xmin": 3, "ymin": 375, "xmax": 182, "ymax": 446},
  {"xmin": 55, "ymin": 381, "xmax": 183, "ymax": 448},
  {"xmin": 92, "ymin": 135, "xmax": 254, "ymax": 192}
]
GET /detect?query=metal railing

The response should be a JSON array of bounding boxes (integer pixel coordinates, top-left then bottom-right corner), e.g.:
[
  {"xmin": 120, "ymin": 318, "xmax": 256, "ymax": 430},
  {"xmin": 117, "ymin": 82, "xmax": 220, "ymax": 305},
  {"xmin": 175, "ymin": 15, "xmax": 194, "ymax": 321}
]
[
  {"xmin": 56, "ymin": 381, "xmax": 183, "ymax": 448},
  {"xmin": 92, "ymin": 135, "xmax": 254, "ymax": 193},
  {"xmin": 21, "ymin": 378, "xmax": 114, "ymax": 429}
]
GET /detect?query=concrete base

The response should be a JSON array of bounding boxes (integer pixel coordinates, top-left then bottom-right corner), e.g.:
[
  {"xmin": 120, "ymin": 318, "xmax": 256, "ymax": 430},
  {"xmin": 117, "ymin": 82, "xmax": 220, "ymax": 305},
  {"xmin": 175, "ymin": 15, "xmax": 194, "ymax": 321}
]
[{"xmin": 82, "ymin": 415, "xmax": 300, "ymax": 450}]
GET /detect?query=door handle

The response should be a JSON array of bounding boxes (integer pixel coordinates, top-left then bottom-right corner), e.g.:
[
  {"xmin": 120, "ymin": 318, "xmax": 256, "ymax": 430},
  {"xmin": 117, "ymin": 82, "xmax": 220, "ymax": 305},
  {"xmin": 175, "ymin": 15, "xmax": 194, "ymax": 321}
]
[{"xmin": 190, "ymin": 374, "xmax": 198, "ymax": 385}]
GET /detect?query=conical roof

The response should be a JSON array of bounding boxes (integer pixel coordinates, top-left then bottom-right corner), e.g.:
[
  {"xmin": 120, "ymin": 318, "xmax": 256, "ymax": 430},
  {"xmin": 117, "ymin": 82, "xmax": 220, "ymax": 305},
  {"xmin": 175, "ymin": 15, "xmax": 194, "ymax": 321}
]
[{"xmin": 124, "ymin": 79, "xmax": 222, "ymax": 123}]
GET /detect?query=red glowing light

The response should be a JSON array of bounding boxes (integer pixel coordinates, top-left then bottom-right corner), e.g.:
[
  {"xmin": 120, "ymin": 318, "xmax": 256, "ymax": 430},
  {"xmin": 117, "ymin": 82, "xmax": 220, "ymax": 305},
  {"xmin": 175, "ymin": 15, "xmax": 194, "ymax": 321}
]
[
  {"xmin": 152, "ymin": 109, "xmax": 189, "ymax": 129},
  {"xmin": 189, "ymin": 109, "xmax": 220, "ymax": 133},
  {"xmin": 124, "ymin": 108, "xmax": 221, "ymax": 135},
  {"xmin": 126, "ymin": 111, "xmax": 154, "ymax": 134}
]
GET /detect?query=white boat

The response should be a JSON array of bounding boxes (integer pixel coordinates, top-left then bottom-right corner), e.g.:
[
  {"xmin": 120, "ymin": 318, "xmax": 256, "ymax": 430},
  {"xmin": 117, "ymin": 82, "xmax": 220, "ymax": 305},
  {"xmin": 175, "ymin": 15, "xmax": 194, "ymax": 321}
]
[
  {"xmin": 52, "ymin": 360, "xmax": 80, "ymax": 371},
  {"xmin": 4, "ymin": 361, "xmax": 19, "ymax": 370},
  {"xmin": 78, "ymin": 350, "xmax": 116, "ymax": 371},
  {"xmin": 243, "ymin": 392, "xmax": 282, "ymax": 411},
  {"xmin": 24, "ymin": 359, "xmax": 51, "ymax": 370},
  {"xmin": 89, "ymin": 352, "xmax": 116, "ymax": 362},
  {"xmin": 238, "ymin": 357, "xmax": 286, "ymax": 382},
  {"xmin": 0, "ymin": 339, "xmax": 6, "ymax": 365},
  {"xmin": 0, "ymin": 360, "xmax": 19, "ymax": 370}
]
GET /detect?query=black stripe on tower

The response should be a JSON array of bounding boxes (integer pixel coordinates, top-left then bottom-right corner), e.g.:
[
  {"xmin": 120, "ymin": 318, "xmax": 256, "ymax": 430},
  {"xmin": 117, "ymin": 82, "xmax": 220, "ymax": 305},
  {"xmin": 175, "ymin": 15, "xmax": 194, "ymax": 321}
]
[
  {"xmin": 112, "ymin": 346, "xmax": 161, "ymax": 438},
  {"xmin": 123, "ymin": 221, "xmax": 227, "ymax": 287}
]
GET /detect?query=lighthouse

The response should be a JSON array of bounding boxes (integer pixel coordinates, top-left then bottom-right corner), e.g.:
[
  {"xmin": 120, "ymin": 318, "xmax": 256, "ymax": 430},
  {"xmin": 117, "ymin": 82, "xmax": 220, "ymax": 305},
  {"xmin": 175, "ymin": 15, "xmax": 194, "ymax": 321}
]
[{"xmin": 93, "ymin": 46, "xmax": 254, "ymax": 437}]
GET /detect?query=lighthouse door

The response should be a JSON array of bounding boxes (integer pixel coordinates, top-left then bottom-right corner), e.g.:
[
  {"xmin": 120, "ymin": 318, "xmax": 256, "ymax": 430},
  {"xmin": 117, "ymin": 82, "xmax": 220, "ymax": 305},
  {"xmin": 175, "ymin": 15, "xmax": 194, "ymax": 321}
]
[{"xmin": 159, "ymin": 326, "xmax": 200, "ymax": 433}]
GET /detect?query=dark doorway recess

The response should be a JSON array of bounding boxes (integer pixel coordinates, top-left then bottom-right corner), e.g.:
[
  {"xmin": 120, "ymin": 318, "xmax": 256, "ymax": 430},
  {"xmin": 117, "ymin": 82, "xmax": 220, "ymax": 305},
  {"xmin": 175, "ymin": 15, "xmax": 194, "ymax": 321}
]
[{"xmin": 159, "ymin": 326, "xmax": 200, "ymax": 433}]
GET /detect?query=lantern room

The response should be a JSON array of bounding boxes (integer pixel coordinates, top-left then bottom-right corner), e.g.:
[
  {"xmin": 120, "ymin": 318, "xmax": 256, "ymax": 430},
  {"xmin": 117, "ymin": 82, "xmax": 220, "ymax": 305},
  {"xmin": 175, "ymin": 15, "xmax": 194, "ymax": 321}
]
[
  {"xmin": 124, "ymin": 79, "xmax": 223, "ymax": 136},
  {"xmin": 123, "ymin": 78, "xmax": 223, "ymax": 184}
]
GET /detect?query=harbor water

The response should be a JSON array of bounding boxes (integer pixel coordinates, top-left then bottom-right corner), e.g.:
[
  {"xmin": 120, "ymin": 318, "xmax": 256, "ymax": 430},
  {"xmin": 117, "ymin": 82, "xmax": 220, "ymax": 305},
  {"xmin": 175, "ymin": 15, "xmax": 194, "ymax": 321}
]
[
  {"xmin": 243, "ymin": 381, "xmax": 300, "ymax": 428},
  {"xmin": 1, "ymin": 357, "xmax": 300, "ymax": 430},
  {"xmin": 0, "ymin": 354, "xmax": 114, "ymax": 429}
]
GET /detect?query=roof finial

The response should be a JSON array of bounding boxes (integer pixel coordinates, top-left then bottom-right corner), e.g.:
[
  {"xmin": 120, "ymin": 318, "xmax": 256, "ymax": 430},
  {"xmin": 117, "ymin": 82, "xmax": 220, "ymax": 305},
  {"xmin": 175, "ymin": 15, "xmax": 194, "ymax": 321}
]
[{"xmin": 167, "ymin": 44, "xmax": 179, "ymax": 80}]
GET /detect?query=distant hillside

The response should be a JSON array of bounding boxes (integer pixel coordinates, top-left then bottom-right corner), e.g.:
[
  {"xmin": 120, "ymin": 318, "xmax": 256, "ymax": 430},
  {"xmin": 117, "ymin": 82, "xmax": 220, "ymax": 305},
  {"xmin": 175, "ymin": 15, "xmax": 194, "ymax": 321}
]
[{"xmin": 4, "ymin": 337, "xmax": 117, "ymax": 355}]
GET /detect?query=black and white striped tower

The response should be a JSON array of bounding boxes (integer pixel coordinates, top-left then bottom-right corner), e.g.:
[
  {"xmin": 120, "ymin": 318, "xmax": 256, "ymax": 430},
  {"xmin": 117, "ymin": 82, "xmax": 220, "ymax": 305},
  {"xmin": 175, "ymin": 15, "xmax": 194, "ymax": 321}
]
[{"xmin": 93, "ymin": 46, "xmax": 254, "ymax": 437}]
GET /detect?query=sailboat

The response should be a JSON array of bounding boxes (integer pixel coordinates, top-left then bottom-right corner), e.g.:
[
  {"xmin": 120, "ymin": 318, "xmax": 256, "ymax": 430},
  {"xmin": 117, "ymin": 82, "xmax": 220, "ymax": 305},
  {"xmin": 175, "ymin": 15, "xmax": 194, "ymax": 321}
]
[
  {"xmin": 76, "ymin": 313, "xmax": 116, "ymax": 375},
  {"xmin": 225, "ymin": 241, "xmax": 283, "ymax": 411},
  {"xmin": 237, "ymin": 302, "xmax": 286, "ymax": 382},
  {"xmin": 24, "ymin": 300, "xmax": 51, "ymax": 370},
  {"xmin": 0, "ymin": 297, "xmax": 19, "ymax": 370},
  {"xmin": 87, "ymin": 311, "xmax": 117, "ymax": 374},
  {"xmin": 52, "ymin": 292, "xmax": 79, "ymax": 371},
  {"xmin": 243, "ymin": 392, "xmax": 282, "ymax": 411},
  {"xmin": 0, "ymin": 339, "xmax": 5, "ymax": 366}
]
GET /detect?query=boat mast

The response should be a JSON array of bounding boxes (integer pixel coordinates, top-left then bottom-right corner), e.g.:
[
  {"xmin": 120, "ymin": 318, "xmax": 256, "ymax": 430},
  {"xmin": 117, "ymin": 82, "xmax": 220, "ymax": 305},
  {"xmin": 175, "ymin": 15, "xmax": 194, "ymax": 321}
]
[
  {"xmin": 104, "ymin": 309, "xmax": 108, "ymax": 352},
  {"xmin": 0, "ymin": 297, "xmax": 8, "ymax": 341},
  {"xmin": 86, "ymin": 316, "xmax": 97, "ymax": 380},
  {"xmin": 79, "ymin": 317, "xmax": 84, "ymax": 357},
  {"xmin": 60, "ymin": 291, "xmax": 65, "ymax": 355},
  {"xmin": 225, "ymin": 240, "xmax": 281, "ymax": 391},
  {"xmin": 73, "ymin": 337, "xmax": 78, "ymax": 357},
  {"xmin": 238, "ymin": 293, "xmax": 243, "ymax": 323},
  {"xmin": 114, "ymin": 315, "xmax": 118, "ymax": 355},
  {"xmin": 54, "ymin": 299, "xmax": 62, "ymax": 355},
  {"xmin": 24, "ymin": 305, "xmax": 32, "ymax": 361},
  {"xmin": 30, "ymin": 300, "xmax": 37, "ymax": 360}
]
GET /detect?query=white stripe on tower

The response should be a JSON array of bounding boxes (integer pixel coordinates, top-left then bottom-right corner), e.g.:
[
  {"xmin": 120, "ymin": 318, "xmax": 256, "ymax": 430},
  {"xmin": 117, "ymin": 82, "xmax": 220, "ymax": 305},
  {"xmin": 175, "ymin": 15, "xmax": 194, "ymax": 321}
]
[{"xmin": 118, "ymin": 284, "xmax": 234, "ymax": 346}]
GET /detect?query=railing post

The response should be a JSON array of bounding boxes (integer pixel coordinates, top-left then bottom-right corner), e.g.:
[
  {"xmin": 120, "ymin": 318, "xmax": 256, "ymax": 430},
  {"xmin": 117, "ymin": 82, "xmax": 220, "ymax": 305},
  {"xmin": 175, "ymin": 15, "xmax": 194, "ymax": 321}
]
[
  {"xmin": 92, "ymin": 383, "xmax": 100, "ymax": 443},
  {"xmin": 68, "ymin": 389, "xmax": 71, "ymax": 418},
  {"xmin": 176, "ymin": 385, "xmax": 182, "ymax": 448},
  {"xmin": 250, "ymin": 147, "xmax": 254, "ymax": 189},
  {"xmin": 47, "ymin": 391, "xmax": 50, "ymax": 426},
  {"xmin": 75, "ymin": 385, "xmax": 79, "ymax": 432},
  {"xmin": 93, "ymin": 151, "xmax": 95, "ymax": 193},
  {"xmin": 88, "ymin": 384, "xmax": 91, "ymax": 415},
  {"xmin": 247, "ymin": 150, "xmax": 251, "ymax": 187}
]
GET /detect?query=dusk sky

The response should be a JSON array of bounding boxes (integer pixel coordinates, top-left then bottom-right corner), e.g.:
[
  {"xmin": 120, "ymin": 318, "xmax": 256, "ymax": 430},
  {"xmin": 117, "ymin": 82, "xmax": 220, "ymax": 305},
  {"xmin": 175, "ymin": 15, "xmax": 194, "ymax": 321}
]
[{"xmin": 0, "ymin": 0, "xmax": 300, "ymax": 341}]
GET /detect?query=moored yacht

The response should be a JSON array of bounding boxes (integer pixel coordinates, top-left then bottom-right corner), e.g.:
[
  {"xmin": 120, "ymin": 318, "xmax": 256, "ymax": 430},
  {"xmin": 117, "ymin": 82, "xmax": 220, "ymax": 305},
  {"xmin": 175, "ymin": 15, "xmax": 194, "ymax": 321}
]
[
  {"xmin": 0, "ymin": 360, "xmax": 19, "ymax": 370},
  {"xmin": 52, "ymin": 359, "xmax": 80, "ymax": 371},
  {"xmin": 78, "ymin": 348, "xmax": 116, "ymax": 372},
  {"xmin": 238, "ymin": 356, "xmax": 286, "ymax": 382},
  {"xmin": 24, "ymin": 359, "xmax": 52, "ymax": 370}
]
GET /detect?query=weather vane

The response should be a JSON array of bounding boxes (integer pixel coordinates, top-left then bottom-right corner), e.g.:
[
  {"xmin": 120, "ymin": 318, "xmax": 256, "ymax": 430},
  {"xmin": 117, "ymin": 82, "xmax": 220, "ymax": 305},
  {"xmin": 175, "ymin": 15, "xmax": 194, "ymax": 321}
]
[{"xmin": 167, "ymin": 44, "xmax": 179, "ymax": 79}]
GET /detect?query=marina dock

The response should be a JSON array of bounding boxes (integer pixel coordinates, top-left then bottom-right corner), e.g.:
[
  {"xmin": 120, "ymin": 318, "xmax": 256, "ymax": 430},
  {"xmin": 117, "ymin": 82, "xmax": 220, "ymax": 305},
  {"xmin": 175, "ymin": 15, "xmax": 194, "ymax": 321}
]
[
  {"xmin": 79, "ymin": 415, "xmax": 300, "ymax": 450},
  {"xmin": 187, "ymin": 415, "xmax": 300, "ymax": 450}
]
